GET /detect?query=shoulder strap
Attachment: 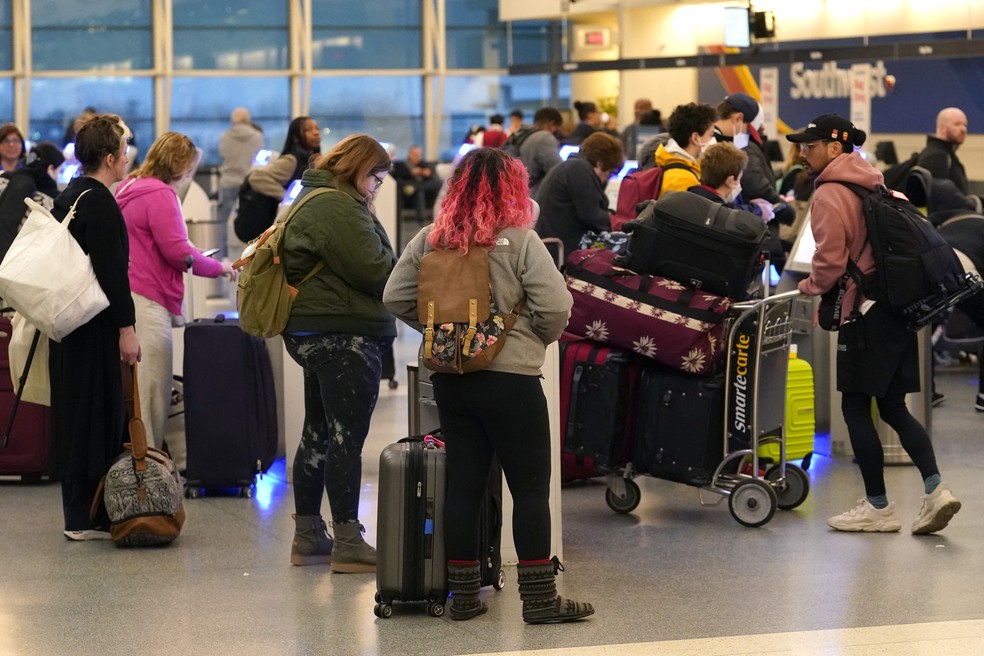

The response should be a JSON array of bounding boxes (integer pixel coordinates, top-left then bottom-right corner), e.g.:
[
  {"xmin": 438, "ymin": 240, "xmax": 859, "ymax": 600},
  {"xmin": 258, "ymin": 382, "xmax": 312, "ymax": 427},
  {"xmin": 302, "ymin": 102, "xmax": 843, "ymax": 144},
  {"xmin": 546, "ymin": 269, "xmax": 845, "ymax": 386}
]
[
  {"xmin": 277, "ymin": 187, "xmax": 336, "ymax": 282},
  {"xmin": 63, "ymin": 188, "xmax": 92, "ymax": 226}
]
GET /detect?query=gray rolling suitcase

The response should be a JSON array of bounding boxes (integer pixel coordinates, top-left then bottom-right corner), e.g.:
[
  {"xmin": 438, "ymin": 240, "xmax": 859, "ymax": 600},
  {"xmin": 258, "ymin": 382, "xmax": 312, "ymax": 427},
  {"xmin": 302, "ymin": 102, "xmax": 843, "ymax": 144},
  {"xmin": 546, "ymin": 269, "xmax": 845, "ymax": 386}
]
[{"xmin": 374, "ymin": 435, "xmax": 503, "ymax": 619}]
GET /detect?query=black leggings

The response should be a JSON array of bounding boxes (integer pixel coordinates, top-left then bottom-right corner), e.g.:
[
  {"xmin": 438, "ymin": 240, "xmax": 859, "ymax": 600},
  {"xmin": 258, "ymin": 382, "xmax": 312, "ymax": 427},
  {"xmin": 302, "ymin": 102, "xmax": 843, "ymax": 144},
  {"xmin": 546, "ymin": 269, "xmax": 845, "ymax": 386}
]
[
  {"xmin": 841, "ymin": 391, "xmax": 939, "ymax": 498},
  {"xmin": 432, "ymin": 371, "xmax": 551, "ymax": 562}
]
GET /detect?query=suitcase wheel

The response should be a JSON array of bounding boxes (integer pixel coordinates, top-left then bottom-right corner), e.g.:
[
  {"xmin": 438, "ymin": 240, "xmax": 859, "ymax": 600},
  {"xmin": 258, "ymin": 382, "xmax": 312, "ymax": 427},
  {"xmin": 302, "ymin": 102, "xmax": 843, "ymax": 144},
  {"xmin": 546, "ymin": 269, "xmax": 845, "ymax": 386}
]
[
  {"xmin": 388, "ymin": 378, "xmax": 399, "ymax": 390},
  {"xmin": 427, "ymin": 601, "xmax": 445, "ymax": 618},
  {"xmin": 373, "ymin": 602, "xmax": 393, "ymax": 619},
  {"xmin": 605, "ymin": 479, "xmax": 641, "ymax": 514},
  {"xmin": 185, "ymin": 486, "xmax": 201, "ymax": 499},
  {"xmin": 493, "ymin": 569, "xmax": 506, "ymax": 591},
  {"xmin": 238, "ymin": 486, "xmax": 254, "ymax": 499},
  {"xmin": 764, "ymin": 464, "xmax": 810, "ymax": 511}
]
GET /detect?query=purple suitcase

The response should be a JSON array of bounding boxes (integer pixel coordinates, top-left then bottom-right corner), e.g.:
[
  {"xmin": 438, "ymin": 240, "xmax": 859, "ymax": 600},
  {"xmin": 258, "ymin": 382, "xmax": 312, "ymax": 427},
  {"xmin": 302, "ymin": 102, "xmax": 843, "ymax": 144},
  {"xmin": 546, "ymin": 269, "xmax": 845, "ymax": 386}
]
[
  {"xmin": 564, "ymin": 248, "xmax": 731, "ymax": 375},
  {"xmin": 0, "ymin": 316, "xmax": 53, "ymax": 480},
  {"xmin": 182, "ymin": 316, "xmax": 277, "ymax": 497}
]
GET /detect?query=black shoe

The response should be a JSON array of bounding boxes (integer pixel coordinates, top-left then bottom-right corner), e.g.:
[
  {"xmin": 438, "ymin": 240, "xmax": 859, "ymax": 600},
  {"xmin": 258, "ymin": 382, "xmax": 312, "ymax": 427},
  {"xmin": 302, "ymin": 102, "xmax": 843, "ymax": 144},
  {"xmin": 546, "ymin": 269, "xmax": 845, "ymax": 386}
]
[
  {"xmin": 975, "ymin": 393, "xmax": 984, "ymax": 412},
  {"xmin": 932, "ymin": 392, "xmax": 947, "ymax": 408}
]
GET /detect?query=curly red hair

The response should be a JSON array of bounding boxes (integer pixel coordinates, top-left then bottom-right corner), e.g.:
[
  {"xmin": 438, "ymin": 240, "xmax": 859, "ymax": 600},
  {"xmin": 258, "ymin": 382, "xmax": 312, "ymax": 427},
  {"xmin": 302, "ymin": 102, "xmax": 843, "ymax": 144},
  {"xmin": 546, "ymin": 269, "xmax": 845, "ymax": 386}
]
[{"xmin": 428, "ymin": 148, "xmax": 533, "ymax": 252}]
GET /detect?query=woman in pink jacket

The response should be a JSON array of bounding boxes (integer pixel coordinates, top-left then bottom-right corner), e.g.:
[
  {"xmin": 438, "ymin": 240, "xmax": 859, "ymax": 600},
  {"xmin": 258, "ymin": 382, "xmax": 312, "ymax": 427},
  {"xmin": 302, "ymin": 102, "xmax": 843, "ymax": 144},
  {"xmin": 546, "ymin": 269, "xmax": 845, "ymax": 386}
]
[{"xmin": 116, "ymin": 132, "xmax": 236, "ymax": 470}]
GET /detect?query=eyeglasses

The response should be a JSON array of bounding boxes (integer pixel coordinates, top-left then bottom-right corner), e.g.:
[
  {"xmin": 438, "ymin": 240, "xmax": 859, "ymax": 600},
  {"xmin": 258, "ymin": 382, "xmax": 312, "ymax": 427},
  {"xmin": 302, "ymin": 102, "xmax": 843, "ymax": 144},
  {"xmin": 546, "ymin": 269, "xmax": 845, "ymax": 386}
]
[
  {"xmin": 799, "ymin": 141, "xmax": 829, "ymax": 153},
  {"xmin": 371, "ymin": 172, "xmax": 385, "ymax": 188},
  {"xmin": 1, "ymin": 138, "xmax": 21, "ymax": 146}
]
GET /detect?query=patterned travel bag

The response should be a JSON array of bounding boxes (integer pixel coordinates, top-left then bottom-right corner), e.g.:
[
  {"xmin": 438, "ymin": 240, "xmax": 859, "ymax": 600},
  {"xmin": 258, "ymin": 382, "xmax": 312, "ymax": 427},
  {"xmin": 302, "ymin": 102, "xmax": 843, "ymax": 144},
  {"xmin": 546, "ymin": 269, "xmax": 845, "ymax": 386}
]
[
  {"xmin": 564, "ymin": 249, "xmax": 731, "ymax": 375},
  {"xmin": 91, "ymin": 363, "xmax": 186, "ymax": 547}
]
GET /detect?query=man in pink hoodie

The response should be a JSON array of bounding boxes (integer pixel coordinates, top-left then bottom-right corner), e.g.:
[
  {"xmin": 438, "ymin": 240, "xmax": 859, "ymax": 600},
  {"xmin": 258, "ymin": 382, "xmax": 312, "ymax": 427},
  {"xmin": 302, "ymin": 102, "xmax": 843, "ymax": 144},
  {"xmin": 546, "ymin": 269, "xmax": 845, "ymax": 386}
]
[{"xmin": 790, "ymin": 114, "xmax": 960, "ymax": 535}]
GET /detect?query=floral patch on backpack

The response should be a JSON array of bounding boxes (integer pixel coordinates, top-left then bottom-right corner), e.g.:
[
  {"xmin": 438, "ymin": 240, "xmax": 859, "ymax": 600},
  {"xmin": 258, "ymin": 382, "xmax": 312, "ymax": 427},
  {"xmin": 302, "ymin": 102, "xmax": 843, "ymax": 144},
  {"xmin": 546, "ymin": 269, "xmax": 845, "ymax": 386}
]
[
  {"xmin": 426, "ymin": 288, "xmax": 511, "ymax": 373},
  {"xmin": 417, "ymin": 247, "xmax": 525, "ymax": 374}
]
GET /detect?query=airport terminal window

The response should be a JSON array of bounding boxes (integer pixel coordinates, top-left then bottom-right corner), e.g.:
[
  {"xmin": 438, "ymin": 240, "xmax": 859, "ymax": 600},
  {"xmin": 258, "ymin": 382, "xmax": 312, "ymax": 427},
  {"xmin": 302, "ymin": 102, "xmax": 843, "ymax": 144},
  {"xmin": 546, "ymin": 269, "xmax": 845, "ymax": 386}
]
[
  {"xmin": 510, "ymin": 21, "xmax": 557, "ymax": 66},
  {"xmin": 28, "ymin": 77, "xmax": 154, "ymax": 155},
  {"xmin": 172, "ymin": 0, "xmax": 288, "ymax": 70},
  {"xmin": 0, "ymin": 1, "xmax": 11, "ymax": 70},
  {"xmin": 309, "ymin": 76, "xmax": 422, "ymax": 155},
  {"xmin": 446, "ymin": 0, "xmax": 506, "ymax": 69},
  {"xmin": 311, "ymin": 0, "xmax": 421, "ymax": 69},
  {"xmin": 170, "ymin": 77, "xmax": 290, "ymax": 165},
  {"xmin": 0, "ymin": 80, "xmax": 11, "ymax": 124},
  {"xmin": 31, "ymin": 1, "xmax": 152, "ymax": 71}
]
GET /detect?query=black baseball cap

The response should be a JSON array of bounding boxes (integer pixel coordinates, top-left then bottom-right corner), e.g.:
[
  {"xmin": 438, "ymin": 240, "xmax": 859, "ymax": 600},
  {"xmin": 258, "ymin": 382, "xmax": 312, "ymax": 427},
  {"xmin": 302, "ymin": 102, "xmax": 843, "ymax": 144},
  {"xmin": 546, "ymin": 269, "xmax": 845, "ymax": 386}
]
[{"xmin": 786, "ymin": 114, "xmax": 858, "ymax": 145}]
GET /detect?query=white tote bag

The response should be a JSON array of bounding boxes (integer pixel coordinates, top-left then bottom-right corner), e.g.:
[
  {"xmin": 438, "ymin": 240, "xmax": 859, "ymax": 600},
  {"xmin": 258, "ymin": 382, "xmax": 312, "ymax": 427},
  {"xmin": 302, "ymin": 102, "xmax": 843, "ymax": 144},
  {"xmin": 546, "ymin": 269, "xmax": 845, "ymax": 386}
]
[{"xmin": 0, "ymin": 190, "xmax": 110, "ymax": 342}]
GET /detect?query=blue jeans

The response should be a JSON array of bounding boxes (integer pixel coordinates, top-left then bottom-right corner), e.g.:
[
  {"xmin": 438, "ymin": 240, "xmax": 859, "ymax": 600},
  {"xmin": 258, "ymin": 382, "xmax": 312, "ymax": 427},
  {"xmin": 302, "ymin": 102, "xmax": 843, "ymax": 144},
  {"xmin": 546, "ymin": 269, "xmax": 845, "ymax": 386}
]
[{"xmin": 283, "ymin": 332, "xmax": 392, "ymax": 522}]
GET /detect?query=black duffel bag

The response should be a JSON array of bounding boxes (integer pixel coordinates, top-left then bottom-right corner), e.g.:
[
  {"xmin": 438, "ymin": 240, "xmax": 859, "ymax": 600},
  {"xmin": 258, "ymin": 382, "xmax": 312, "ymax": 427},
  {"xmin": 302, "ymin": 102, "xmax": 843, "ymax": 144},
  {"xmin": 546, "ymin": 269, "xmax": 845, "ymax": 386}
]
[
  {"xmin": 234, "ymin": 175, "xmax": 281, "ymax": 243},
  {"xmin": 618, "ymin": 191, "xmax": 768, "ymax": 299}
]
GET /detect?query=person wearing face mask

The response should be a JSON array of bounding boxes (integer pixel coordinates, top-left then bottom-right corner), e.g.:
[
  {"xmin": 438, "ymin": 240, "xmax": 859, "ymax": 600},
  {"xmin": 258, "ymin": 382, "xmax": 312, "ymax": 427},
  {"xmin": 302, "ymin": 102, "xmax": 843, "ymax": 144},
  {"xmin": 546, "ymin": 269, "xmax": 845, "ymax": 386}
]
[
  {"xmin": 714, "ymin": 93, "xmax": 788, "ymax": 271},
  {"xmin": 686, "ymin": 142, "xmax": 772, "ymax": 219},
  {"xmin": 533, "ymin": 131, "xmax": 624, "ymax": 264},
  {"xmin": 652, "ymin": 103, "xmax": 717, "ymax": 194}
]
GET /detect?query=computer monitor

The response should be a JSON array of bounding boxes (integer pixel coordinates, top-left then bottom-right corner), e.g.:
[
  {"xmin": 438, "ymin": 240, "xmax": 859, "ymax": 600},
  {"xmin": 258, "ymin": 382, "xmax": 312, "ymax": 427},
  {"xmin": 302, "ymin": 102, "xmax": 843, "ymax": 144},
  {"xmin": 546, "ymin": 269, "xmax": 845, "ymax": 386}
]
[
  {"xmin": 57, "ymin": 162, "xmax": 80, "ymax": 187},
  {"xmin": 764, "ymin": 140, "xmax": 784, "ymax": 162},
  {"xmin": 559, "ymin": 145, "xmax": 580, "ymax": 161},
  {"xmin": 281, "ymin": 179, "xmax": 303, "ymax": 206},
  {"xmin": 875, "ymin": 141, "xmax": 899, "ymax": 166},
  {"xmin": 723, "ymin": 7, "xmax": 751, "ymax": 48},
  {"xmin": 615, "ymin": 160, "xmax": 638, "ymax": 181}
]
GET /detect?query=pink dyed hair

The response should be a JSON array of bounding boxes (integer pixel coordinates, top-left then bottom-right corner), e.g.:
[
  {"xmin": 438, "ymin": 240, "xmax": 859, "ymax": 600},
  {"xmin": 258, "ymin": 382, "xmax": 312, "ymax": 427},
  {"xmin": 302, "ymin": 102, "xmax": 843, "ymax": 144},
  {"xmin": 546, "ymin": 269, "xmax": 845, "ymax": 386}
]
[{"xmin": 428, "ymin": 148, "xmax": 533, "ymax": 252}]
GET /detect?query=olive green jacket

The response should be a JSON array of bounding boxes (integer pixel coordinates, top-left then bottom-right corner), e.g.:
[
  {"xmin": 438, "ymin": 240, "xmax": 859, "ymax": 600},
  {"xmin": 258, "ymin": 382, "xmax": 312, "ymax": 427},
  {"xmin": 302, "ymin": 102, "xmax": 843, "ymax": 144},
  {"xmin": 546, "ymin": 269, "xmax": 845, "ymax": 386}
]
[{"xmin": 282, "ymin": 169, "xmax": 397, "ymax": 337}]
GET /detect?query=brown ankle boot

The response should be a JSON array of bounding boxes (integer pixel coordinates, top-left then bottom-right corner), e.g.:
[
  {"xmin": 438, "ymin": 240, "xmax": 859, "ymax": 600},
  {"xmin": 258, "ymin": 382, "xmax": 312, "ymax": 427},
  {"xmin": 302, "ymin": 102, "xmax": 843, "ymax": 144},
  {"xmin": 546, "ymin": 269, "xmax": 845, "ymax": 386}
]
[
  {"xmin": 517, "ymin": 557, "xmax": 594, "ymax": 624},
  {"xmin": 290, "ymin": 514, "xmax": 333, "ymax": 566},
  {"xmin": 330, "ymin": 521, "xmax": 376, "ymax": 573}
]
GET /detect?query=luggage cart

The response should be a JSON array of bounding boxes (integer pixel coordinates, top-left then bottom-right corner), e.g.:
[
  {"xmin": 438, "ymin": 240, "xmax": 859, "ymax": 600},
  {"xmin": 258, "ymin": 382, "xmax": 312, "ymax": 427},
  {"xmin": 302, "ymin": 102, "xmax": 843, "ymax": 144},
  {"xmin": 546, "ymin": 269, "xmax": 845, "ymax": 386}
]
[{"xmin": 603, "ymin": 290, "xmax": 810, "ymax": 527}]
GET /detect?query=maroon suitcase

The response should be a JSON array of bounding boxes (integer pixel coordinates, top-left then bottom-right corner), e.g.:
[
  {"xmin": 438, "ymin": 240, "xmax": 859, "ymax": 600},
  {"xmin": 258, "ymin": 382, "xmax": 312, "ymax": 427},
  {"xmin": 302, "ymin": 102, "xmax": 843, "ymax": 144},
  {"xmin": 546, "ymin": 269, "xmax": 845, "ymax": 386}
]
[
  {"xmin": 558, "ymin": 339, "xmax": 640, "ymax": 483},
  {"xmin": 0, "ymin": 316, "xmax": 53, "ymax": 480},
  {"xmin": 564, "ymin": 248, "xmax": 731, "ymax": 375}
]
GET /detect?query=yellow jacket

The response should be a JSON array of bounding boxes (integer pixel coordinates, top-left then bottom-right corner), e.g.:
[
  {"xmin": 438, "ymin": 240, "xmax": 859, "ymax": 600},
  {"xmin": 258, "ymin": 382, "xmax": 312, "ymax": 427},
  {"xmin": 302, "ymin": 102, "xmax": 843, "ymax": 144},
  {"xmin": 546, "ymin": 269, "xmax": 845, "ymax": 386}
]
[{"xmin": 654, "ymin": 141, "xmax": 701, "ymax": 193}]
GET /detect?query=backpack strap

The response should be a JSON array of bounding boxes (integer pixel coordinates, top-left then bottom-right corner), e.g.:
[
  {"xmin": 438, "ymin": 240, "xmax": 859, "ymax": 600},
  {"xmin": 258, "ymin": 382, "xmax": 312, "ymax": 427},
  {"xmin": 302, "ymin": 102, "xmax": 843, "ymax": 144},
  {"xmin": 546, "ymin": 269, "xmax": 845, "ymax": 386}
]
[{"xmin": 272, "ymin": 187, "xmax": 336, "ymax": 283}]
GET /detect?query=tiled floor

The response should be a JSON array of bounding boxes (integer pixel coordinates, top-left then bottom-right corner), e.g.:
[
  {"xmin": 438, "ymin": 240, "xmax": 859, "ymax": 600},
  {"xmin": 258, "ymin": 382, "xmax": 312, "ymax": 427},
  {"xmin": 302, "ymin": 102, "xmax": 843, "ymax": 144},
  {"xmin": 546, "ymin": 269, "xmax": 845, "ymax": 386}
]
[{"xmin": 1, "ymin": 327, "xmax": 982, "ymax": 656}]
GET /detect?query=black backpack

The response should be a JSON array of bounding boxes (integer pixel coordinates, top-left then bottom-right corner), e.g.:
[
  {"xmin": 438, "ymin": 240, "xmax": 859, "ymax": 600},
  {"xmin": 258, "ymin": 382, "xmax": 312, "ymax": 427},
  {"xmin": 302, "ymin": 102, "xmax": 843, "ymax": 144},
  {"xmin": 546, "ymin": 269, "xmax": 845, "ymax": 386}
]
[
  {"xmin": 881, "ymin": 152, "xmax": 920, "ymax": 192},
  {"xmin": 830, "ymin": 181, "xmax": 981, "ymax": 328},
  {"xmin": 501, "ymin": 126, "xmax": 538, "ymax": 158},
  {"xmin": 234, "ymin": 175, "xmax": 281, "ymax": 243}
]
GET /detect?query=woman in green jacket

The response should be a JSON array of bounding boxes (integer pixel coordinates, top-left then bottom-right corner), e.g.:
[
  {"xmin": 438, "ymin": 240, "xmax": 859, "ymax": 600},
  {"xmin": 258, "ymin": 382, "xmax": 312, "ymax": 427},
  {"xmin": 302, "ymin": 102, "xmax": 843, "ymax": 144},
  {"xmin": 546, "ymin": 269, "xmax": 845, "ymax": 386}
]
[{"xmin": 281, "ymin": 134, "xmax": 396, "ymax": 572}]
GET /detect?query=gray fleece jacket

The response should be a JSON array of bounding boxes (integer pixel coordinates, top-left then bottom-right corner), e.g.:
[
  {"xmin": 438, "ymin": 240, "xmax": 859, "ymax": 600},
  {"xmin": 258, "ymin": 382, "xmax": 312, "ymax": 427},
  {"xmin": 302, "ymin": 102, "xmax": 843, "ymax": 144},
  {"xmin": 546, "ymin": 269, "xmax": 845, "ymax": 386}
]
[{"xmin": 383, "ymin": 225, "xmax": 572, "ymax": 376}]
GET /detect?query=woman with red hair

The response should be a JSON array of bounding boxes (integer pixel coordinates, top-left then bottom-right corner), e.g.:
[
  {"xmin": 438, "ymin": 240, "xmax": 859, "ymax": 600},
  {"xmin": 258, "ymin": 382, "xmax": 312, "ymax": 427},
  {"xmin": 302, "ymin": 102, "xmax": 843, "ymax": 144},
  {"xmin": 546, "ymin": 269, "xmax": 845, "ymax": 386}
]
[{"xmin": 384, "ymin": 148, "xmax": 593, "ymax": 624}]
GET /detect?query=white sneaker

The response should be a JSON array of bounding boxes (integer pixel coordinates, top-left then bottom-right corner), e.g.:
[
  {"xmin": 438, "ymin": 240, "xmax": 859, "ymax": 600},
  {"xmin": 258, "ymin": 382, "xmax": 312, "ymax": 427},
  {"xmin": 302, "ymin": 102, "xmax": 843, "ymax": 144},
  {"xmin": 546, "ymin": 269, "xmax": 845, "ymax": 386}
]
[
  {"xmin": 827, "ymin": 498, "xmax": 902, "ymax": 532},
  {"xmin": 911, "ymin": 484, "xmax": 961, "ymax": 535},
  {"xmin": 63, "ymin": 530, "xmax": 112, "ymax": 541}
]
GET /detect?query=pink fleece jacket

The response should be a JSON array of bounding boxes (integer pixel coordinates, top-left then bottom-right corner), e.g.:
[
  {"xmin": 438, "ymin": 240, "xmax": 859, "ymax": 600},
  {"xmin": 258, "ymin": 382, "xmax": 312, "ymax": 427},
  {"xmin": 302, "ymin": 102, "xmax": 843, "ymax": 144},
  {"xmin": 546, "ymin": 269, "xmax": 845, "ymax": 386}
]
[
  {"xmin": 797, "ymin": 152, "xmax": 884, "ymax": 326},
  {"xmin": 116, "ymin": 176, "xmax": 223, "ymax": 316}
]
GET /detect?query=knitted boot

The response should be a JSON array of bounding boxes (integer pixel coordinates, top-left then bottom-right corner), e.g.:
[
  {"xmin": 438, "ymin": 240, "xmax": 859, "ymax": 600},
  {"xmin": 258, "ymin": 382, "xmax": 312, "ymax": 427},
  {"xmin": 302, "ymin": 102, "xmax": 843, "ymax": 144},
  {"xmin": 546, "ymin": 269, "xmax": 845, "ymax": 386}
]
[
  {"xmin": 290, "ymin": 514, "xmax": 333, "ymax": 566},
  {"xmin": 330, "ymin": 521, "xmax": 376, "ymax": 573},
  {"xmin": 517, "ymin": 557, "xmax": 594, "ymax": 624},
  {"xmin": 447, "ymin": 560, "xmax": 488, "ymax": 621}
]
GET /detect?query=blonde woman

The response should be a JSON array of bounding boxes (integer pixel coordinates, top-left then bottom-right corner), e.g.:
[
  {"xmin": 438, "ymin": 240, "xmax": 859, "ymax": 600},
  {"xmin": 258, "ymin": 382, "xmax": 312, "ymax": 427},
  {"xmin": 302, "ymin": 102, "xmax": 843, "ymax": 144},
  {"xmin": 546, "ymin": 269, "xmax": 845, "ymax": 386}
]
[{"xmin": 116, "ymin": 132, "xmax": 236, "ymax": 470}]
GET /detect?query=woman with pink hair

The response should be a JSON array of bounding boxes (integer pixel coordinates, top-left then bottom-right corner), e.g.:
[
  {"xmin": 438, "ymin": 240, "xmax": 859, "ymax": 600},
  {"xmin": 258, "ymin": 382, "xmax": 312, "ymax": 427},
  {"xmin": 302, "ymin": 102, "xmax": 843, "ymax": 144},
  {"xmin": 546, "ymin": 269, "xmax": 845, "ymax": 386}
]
[{"xmin": 384, "ymin": 148, "xmax": 593, "ymax": 624}]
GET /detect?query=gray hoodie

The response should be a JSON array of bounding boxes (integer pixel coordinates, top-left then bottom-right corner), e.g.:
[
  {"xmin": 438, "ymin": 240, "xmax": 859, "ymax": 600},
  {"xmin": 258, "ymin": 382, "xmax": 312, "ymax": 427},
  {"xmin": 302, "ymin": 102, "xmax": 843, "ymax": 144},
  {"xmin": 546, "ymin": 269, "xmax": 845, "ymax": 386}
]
[
  {"xmin": 383, "ymin": 225, "xmax": 572, "ymax": 376},
  {"xmin": 219, "ymin": 123, "xmax": 264, "ymax": 189}
]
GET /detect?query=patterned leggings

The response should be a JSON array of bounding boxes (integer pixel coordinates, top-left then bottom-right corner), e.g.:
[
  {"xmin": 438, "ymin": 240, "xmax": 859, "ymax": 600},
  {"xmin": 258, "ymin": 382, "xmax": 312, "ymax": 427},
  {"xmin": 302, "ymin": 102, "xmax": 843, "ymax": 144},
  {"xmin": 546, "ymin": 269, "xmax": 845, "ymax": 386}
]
[{"xmin": 283, "ymin": 332, "xmax": 392, "ymax": 522}]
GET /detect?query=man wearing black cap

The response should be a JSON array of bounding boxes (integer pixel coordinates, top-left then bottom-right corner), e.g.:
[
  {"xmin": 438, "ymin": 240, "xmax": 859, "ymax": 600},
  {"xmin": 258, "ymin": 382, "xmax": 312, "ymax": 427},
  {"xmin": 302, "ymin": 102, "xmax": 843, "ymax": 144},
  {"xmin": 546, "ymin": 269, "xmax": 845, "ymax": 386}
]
[{"xmin": 790, "ymin": 114, "xmax": 960, "ymax": 535}]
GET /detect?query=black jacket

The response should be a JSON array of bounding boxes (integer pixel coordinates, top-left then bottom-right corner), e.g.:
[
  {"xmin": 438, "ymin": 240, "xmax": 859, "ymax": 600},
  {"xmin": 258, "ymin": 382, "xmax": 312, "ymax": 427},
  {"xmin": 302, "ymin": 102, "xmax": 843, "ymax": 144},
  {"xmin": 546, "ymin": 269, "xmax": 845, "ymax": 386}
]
[
  {"xmin": 918, "ymin": 135, "xmax": 968, "ymax": 194},
  {"xmin": 533, "ymin": 157, "xmax": 611, "ymax": 261}
]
